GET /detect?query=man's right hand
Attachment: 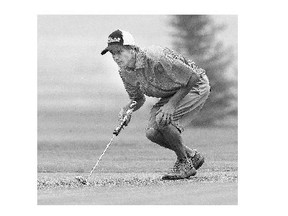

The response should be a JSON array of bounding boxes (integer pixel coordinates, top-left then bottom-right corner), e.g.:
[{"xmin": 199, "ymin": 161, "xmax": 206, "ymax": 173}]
[{"xmin": 118, "ymin": 107, "xmax": 132, "ymax": 126}]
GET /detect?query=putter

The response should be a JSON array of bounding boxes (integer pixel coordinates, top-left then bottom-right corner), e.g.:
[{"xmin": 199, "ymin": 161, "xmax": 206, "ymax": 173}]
[{"xmin": 76, "ymin": 101, "xmax": 137, "ymax": 185}]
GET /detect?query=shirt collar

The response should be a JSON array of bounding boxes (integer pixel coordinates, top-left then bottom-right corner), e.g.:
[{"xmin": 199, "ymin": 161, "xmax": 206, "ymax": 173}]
[{"xmin": 134, "ymin": 49, "xmax": 146, "ymax": 69}]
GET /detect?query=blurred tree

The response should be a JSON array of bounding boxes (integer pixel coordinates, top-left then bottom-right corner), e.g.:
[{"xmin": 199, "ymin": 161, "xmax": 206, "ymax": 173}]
[{"xmin": 170, "ymin": 15, "xmax": 237, "ymax": 126}]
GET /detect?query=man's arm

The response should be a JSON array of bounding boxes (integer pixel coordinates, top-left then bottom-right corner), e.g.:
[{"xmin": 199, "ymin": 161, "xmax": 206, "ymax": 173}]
[
  {"xmin": 119, "ymin": 96, "xmax": 145, "ymax": 126},
  {"xmin": 118, "ymin": 76, "xmax": 146, "ymax": 123},
  {"xmin": 156, "ymin": 72, "xmax": 200, "ymax": 126},
  {"xmin": 123, "ymin": 96, "xmax": 145, "ymax": 112},
  {"xmin": 119, "ymin": 68, "xmax": 146, "ymax": 111}
]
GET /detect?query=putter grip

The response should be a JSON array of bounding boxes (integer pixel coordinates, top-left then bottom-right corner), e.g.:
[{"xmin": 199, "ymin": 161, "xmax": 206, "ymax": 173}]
[{"xmin": 113, "ymin": 101, "xmax": 137, "ymax": 136}]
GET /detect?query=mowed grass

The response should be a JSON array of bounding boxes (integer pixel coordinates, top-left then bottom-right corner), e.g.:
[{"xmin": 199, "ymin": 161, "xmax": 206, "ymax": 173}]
[
  {"xmin": 38, "ymin": 110, "xmax": 237, "ymax": 204},
  {"xmin": 38, "ymin": 117, "xmax": 237, "ymax": 175}
]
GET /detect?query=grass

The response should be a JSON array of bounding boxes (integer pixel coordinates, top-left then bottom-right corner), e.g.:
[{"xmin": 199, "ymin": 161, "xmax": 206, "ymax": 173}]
[
  {"xmin": 38, "ymin": 126, "xmax": 237, "ymax": 174},
  {"xmin": 37, "ymin": 110, "xmax": 238, "ymax": 204}
]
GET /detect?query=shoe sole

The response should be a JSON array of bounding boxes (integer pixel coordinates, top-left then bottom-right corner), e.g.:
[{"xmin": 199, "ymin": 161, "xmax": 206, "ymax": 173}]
[{"xmin": 161, "ymin": 169, "xmax": 197, "ymax": 180}]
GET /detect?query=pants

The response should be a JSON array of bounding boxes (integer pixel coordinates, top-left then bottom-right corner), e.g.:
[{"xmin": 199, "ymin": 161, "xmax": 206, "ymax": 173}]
[{"xmin": 147, "ymin": 74, "xmax": 211, "ymax": 132}]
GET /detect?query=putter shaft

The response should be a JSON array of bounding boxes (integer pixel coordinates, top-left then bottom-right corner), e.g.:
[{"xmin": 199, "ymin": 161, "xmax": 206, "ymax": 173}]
[
  {"xmin": 83, "ymin": 101, "xmax": 137, "ymax": 182},
  {"xmin": 87, "ymin": 134, "xmax": 116, "ymax": 179}
]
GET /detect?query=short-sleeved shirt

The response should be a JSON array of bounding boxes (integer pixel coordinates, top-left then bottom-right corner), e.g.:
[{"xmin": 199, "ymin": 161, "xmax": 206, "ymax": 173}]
[{"xmin": 119, "ymin": 45, "xmax": 208, "ymax": 100}]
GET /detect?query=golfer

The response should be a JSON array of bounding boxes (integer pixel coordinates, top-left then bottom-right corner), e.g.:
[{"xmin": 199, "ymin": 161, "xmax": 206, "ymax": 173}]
[{"xmin": 101, "ymin": 29, "xmax": 211, "ymax": 180}]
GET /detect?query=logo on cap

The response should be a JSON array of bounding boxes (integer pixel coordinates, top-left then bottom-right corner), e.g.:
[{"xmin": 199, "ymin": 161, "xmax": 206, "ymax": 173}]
[{"xmin": 107, "ymin": 37, "xmax": 121, "ymax": 44}]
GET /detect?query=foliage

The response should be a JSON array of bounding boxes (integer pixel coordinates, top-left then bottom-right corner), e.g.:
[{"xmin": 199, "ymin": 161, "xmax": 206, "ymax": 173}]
[{"xmin": 169, "ymin": 15, "xmax": 237, "ymax": 126}]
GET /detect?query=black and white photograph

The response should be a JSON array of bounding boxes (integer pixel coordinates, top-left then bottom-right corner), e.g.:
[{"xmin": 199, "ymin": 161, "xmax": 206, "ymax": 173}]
[
  {"xmin": 37, "ymin": 15, "xmax": 238, "ymax": 205},
  {"xmin": 2, "ymin": 0, "xmax": 288, "ymax": 214}
]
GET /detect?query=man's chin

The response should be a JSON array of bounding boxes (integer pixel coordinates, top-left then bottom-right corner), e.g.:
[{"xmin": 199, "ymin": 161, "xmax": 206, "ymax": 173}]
[{"xmin": 118, "ymin": 63, "xmax": 126, "ymax": 68}]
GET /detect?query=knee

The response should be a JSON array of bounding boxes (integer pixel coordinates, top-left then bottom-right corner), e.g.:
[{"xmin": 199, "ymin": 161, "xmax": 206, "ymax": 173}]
[{"xmin": 145, "ymin": 127, "xmax": 159, "ymax": 141}]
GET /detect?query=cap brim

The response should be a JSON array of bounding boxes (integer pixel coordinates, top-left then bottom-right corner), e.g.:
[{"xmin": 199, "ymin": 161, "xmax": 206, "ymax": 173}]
[
  {"xmin": 100, "ymin": 44, "xmax": 123, "ymax": 55},
  {"xmin": 101, "ymin": 48, "xmax": 109, "ymax": 55}
]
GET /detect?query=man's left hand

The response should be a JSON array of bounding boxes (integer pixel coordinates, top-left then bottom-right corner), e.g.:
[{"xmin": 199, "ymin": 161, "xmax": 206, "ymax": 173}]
[{"xmin": 156, "ymin": 103, "xmax": 176, "ymax": 127}]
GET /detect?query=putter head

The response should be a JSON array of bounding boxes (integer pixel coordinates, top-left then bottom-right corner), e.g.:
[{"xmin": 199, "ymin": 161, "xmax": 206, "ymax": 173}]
[{"xmin": 75, "ymin": 176, "xmax": 88, "ymax": 185}]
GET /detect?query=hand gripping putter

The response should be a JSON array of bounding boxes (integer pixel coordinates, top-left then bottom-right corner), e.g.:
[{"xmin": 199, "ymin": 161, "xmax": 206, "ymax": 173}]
[{"xmin": 76, "ymin": 101, "xmax": 137, "ymax": 185}]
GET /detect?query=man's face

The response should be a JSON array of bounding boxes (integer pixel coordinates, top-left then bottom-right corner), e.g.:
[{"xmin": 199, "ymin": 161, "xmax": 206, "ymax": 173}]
[{"xmin": 110, "ymin": 47, "xmax": 135, "ymax": 68}]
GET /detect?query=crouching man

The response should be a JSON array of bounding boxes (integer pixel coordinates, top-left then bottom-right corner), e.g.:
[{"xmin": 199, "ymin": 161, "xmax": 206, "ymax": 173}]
[{"xmin": 101, "ymin": 29, "xmax": 211, "ymax": 180}]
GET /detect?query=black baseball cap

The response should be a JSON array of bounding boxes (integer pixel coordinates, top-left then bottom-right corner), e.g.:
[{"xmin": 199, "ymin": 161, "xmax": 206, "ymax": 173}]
[{"xmin": 101, "ymin": 29, "xmax": 135, "ymax": 55}]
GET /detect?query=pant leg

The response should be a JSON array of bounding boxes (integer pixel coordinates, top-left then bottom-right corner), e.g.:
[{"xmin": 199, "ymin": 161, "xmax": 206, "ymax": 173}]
[
  {"xmin": 146, "ymin": 105, "xmax": 173, "ymax": 150},
  {"xmin": 153, "ymin": 76, "xmax": 210, "ymax": 132},
  {"xmin": 146, "ymin": 102, "xmax": 187, "ymax": 158},
  {"xmin": 174, "ymin": 83, "xmax": 210, "ymax": 129}
]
